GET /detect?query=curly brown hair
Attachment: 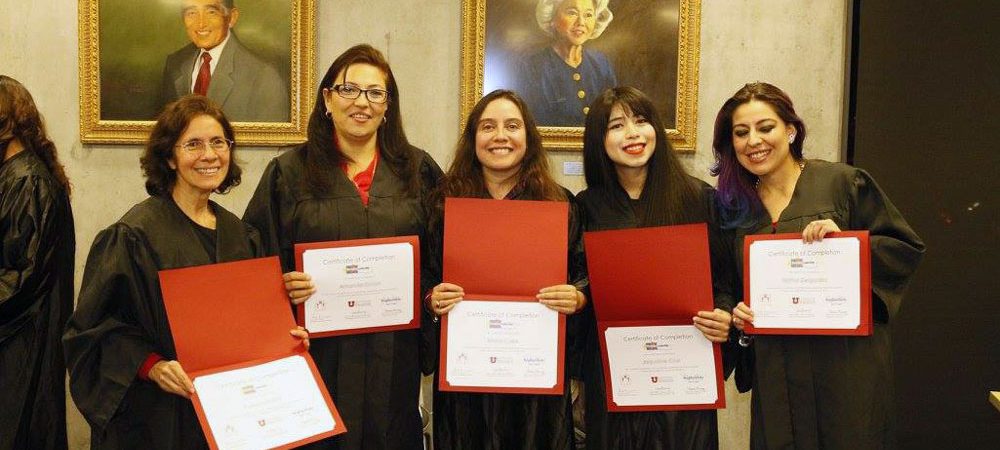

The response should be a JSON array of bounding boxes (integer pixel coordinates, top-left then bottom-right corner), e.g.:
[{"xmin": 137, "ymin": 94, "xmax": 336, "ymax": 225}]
[
  {"xmin": 0, "ymin": 75, "xmax": 71, "ymax": 195},
  {"xmin": 141, "ymin": 95, "xmax": 241, "ymax": 196}
]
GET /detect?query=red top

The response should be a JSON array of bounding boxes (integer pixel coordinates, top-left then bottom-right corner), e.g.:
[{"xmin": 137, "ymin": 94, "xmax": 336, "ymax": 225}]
[{"xmin": 341, "ymin": 150, "xmax": 379, "ymax": 207}]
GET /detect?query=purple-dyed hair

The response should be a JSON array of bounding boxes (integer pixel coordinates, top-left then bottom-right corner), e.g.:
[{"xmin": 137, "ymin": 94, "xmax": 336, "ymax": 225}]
[{"xmin": 710, "ymin": 82, "xmax": 806, "ymax": 228}]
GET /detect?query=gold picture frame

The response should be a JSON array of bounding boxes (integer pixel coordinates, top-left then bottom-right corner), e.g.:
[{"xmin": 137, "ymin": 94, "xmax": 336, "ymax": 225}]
[
  {"xmin": 460, "ymin": 0, "xmax": 701, "ymax": 151},
  {"xmin": 78, "ymin": 0, "xmax": 315, "ymax": 146}
]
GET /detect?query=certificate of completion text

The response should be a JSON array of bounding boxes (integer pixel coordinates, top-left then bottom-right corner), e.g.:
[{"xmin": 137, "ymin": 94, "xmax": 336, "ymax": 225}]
[
  {"xmin": 194, "ymin": 355, "xmax": 335, "ymax": 450},
  {"xmin": 748, "ymin": 237, "xmax": 861, "ymax": 329},
  {"xmin": 445, "ymin": 300, "xmax": 559, "ymax": 389},
  {"xmin": 303, "ymin": 243, "xmax": 414, "ymax": 333},
  {"xmin": 605, "ymin": 325, "xmax": 717, "ymax": 406}
]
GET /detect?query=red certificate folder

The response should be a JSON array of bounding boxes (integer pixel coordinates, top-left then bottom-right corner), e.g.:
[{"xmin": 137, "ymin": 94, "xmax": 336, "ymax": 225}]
[
  {"xmin": 294, "ymin": 236, "xmax": 421, "ymax": 338},
  {"xmin": 584, "ymin": 223, "xmax": 726, "ymax": 412},
  {"xmin": 438, "ymin": 197, "xmax": 568, "ymax": 395},
  {"xmin": 159, "ymin": 256, "xmax": 346, "ymax": 449},
  {"xmin": 743, "ymin": 231, "xmax": 872, "ymax": 336}
]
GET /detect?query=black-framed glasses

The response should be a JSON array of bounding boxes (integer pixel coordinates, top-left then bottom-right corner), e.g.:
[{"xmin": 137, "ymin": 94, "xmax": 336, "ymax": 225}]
[
  {"xmin": 330, "ymin": 84, "xmax": 389, "ymax": 104},
  {"xmin": 176, "ymin": 137, "xmax": 233, "ymax": 155}
]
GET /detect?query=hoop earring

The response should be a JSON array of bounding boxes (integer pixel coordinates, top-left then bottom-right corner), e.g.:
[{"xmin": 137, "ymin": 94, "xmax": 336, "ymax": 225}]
[{"xmin": 325, "ymin": 110, "xmax": 332, "ymax": 119}]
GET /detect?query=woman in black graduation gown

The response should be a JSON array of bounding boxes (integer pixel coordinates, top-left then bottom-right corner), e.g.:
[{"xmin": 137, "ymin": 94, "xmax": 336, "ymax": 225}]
[
  {"xmin": 426, "ymin": 89, "xmax": 588, "ymax": 450},
  {"xmin": 0, "ymin": 75, "xmax": 74, "ymax": 450},
  {"xmin": 713, "ymin": 82, "xmax": 925, "ymax": 449},
  {"xmin": 64, "ymin": 96, "xmax": 308, "ymax": 449},
  {"xmin": 243, "ymin": 44, "xmax": 443, "ymax": 450},
  {"xmin": 575, "ymin": 86, "xmax": 735, "ymax": 449}
]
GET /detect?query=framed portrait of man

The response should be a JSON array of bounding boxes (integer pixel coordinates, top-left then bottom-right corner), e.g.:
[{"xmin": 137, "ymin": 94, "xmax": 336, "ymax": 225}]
[
  {"xmin": 461, "ymin": 0, "xmax": 700, "ymax": 151},
  {"xmin": 79, "ymin": 0, "xmax": 315, "ymax": 146}
]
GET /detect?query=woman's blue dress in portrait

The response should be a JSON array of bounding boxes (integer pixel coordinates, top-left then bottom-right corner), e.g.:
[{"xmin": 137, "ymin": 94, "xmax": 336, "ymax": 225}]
[{"xmin": 517, "ymin": 47, "xmax": 617, "ymax": 127}]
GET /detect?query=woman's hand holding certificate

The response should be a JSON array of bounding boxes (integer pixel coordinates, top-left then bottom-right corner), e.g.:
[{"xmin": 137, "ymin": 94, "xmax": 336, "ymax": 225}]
[
  {"xmin": 743, "ymin": 229, "xmax": 873, "ymax": 336},
  {"xmin": 295, "ymin": 237, "xmax": 421, "ymax": 337}
]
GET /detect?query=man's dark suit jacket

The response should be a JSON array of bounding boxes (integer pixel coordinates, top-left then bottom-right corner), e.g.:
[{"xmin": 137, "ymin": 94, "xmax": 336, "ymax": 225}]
[{"xmin": 158, "ymin": 34, "xmax": 289, "ymax": 122}]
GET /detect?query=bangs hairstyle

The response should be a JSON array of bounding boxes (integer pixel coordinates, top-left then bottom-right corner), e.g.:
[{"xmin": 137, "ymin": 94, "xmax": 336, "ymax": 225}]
[
  {"xmin": 304, "ymin": 44, "xmax": 419, "ymax": 194},
  {"xmin": 0, "ymin": 75, "xmax": 71, "ymax": 195},
  {"xmin": 710, "ymin": 82, "xmax": 807, "ymax": 228},
  {"xmin": 439, "ymin": 89, "xmax": 565, "ymax": 202},
  {"xmin": 141, "ymin": 95, "xmax": 241, "ymax": 196},
  {"xmin": 583, "ymin": 86, "xmax": 703, "ymax": 226}
]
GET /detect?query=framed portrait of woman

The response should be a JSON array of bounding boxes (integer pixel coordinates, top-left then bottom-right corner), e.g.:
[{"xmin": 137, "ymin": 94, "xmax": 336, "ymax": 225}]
[
  {"xmin": 79, "ymin": 0, "xmax": 315, "ymax": 146},
  {"xmin": 461, "ymin": 0, "xmax": 700, "ymax": 151}
]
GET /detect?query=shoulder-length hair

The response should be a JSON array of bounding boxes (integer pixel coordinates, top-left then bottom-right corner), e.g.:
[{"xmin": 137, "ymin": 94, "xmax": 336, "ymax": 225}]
[
  {"xmin": 303, "ymin": 44, "xmax": 420, "ymax": 194},
  {"xmin": 583, "ymin": 86, "xmax": 703, "ymax": 225},
  {"xmin": 0, "ymin": 75, "xmax": 71, "ymax": 195},
  {"xmin": 710, "ymin": 82, "xmax": 807, "ymax": 228},
  {"xmin": 440, "ymin": 89, "xmax": 566, "ymax": 202},
  {"xmin": 141, "ymin": 95, "xmax": 241, "ymax": 196}
]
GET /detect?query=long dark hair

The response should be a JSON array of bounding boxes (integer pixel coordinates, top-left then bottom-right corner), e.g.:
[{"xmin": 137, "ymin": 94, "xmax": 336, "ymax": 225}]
[
  {"xmin": 583, "ymin": 86, "xmax": 703, "ymax": 225},
  {"xmin": 0, "ymin": 75, "xmax": 71, "ymax": 195},
  {"xmin": 304, "ymin": 44, "xmax": 420, "ymax": 194},
  {"xmin": 710, "ymin": 82, "xmax": 807, "ymax": 228},
  {"xmin": 141, "ymin": 95, "xmax": 241, "ymax": 196},
  {"xmin": 439, "ymin": 89, "xmax": 566, "ymax": 201}
]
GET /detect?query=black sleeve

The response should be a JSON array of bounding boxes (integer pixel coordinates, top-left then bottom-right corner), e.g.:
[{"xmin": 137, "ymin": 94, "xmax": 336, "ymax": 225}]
[
  {"xmin": 565, "ymin": 192, "xmax": 591, "ymax": 380},
  {"xmin": 0, "ymin": 176, "xmax": 68, "ymax": 331},
  {"xmin": 63, "ymin": 226, "xmax": 160, "ymax": 432},
  {"xmin": 848, "ymin": 169, "xmax": 925, "ymax": 322},
  {"xmin": 418, "ymin": 154, "xmax": 445, "ymax": 376},
  {"xmin": 701, "ymin": 183, "xmax": 744, "ymax": 383},
  {"xmin": 243, "ymin": 158, "xmax": 296, "ymax": 272}
]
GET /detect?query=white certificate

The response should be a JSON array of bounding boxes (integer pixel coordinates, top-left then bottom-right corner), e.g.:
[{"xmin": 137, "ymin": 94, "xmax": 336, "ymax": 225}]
[
  {"xmin": 445, "ymin": 300, "xmax": 560, "ymax": 389},
  {"xmin": 302, "ymin": 243, "xmax": 414, "ymax": 333},
  {"xmin": 748, "ymin": 237, "xmax": 861, "ymax": 329},
  {"xmin": 193, "ymin": 355, "xmax": 335, "ymax": 450},
  {"xmin": 604, "ymin": 325, "xmax": 717, "ymax": 406}
]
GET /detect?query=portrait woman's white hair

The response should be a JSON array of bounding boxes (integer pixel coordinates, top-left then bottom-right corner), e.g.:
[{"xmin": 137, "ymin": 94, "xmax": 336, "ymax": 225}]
[{"xmin": 536, "ymin": 0, "xmax": 614, "ymax": 39}]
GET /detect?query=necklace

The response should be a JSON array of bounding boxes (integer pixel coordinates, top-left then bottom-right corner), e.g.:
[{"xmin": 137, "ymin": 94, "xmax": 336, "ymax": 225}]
[{"xmin": 754, "ymin": 160, "xmax": 805, "ymax": 189}]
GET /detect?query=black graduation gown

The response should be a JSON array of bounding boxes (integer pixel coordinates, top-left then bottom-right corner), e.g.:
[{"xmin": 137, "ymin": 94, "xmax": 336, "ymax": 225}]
[
  {"xmin": 426, "ymin": 186, "xmax": 589, "ymax": 450},
  {"xmin": 243, "ymin": 145, "xmax": 443, "ymax": 450},
  {"xmin": 730, "ymin": 160, "xmax": 925, "ymax": 450},
  {"xmin": 0, "ymin": 150, "xmax": 74, "ymax": 450},
  {"xmin": 63, "ymin": 196, "xmax": 262, "ymax": 450},
  {"xmin": 575, "ymin": 177, "xmax": 737, "ymax": 450}
]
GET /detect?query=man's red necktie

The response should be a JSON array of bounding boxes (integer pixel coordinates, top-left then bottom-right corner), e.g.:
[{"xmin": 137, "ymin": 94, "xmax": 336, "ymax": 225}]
[{"xmin": 193, "ymin": 52, "xmax": 212, "ymax": 96}]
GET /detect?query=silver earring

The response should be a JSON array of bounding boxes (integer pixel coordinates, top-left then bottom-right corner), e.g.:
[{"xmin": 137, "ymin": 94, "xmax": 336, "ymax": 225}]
[
  {"xmin": 325, "ymin": 110, "xmax": 332, "ymax": 119},
  {"xmin": 789, "ymin": 134, "xmax": 796, "ymax": 144}
]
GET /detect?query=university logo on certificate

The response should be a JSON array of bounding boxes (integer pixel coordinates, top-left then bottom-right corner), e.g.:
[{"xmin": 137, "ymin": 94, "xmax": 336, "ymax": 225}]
[
  {"xmin": 438, "ymin": 198, "xmax": 569, "ymax": 395},
  {"xmin": 744, "ymin": 231, "xmax": 872, "ymax": 336},
  {"xmin": 159, "ymin": 257, "xmax": 346, "ymax": 449},
  {"xmin": 295, "ymin": 236, "xmax": 421, "ymax": 338},
  {"xmin": 585, "ymin": 223, "xmax": 726, "ymax": 412}
]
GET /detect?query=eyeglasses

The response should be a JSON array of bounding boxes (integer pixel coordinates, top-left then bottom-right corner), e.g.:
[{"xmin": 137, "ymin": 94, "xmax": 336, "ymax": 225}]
[
  {"xmin": 176, "ymin": 137, "xmax": 233, "ymax": 155},
  {"xmin": 330, "ymin": 84, "xmax": 389, "ymax": 104}
]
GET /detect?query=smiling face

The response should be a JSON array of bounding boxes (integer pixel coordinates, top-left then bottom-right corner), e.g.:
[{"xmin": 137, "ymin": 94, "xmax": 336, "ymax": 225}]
[
  {"xmin": 182, "ymin": 0, "xmax": 238, "ymax": 51},
  {"xmin": 169, "ymin": 114, "xmax": 230, "ymax": 199},
  {"xmin": 475, "ymin": 98, "xmax": 528, "ymax": 180},
  {"xmin": 552, "ymin": 0, "xmax": 597, "ymax": 47},
  {"xmin": 731, "ymin": 100, "xmax": 798, "ymax": 177},
  {"xmin": 323, "ymin": 63, "xmax": 389, "ymax": 146},
  {"xmin": 603, "ymin": 102, "xmax": 656, "ymax": 172}
]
